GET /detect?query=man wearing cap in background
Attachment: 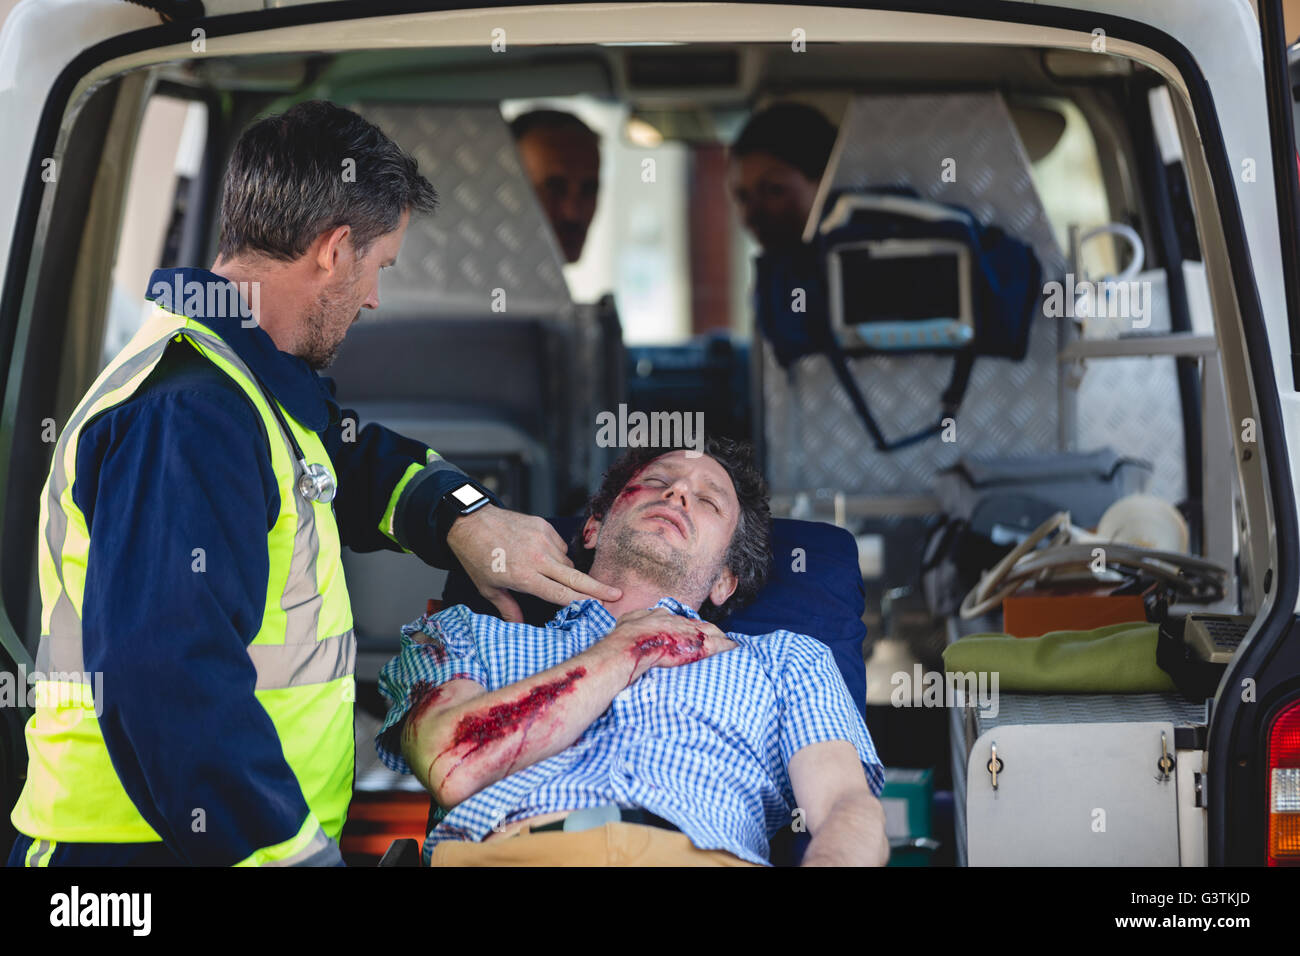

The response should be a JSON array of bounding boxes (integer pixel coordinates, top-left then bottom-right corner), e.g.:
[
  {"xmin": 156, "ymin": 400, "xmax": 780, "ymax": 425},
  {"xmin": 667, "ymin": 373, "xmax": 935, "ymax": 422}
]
[{"xmin": 728, "ymin": 101, "xmax": 839, "ymax": 255}]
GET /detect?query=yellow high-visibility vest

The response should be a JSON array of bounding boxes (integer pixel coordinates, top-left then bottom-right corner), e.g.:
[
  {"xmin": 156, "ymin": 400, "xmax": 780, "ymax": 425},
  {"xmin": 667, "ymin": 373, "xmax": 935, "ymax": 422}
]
[{"xmin": 12, "ymin": 307, "xmax": 355, "ymax": 865}]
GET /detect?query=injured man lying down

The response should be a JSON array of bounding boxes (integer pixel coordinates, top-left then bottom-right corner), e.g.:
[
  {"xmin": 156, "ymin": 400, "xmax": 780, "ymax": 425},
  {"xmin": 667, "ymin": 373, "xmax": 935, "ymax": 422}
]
[{"xmin": 375, "ymin": 436, "xmax": 887, "ymax": 867}]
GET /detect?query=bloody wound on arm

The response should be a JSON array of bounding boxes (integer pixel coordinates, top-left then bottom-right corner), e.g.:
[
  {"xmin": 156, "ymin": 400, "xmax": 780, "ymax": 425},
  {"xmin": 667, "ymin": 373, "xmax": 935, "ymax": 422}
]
[
  {"xmin": 434, "ymin": 667, "xmax": 587, "ymax": 781},
  {"xmin": 406, "ymin": 609, "xmax": 725, "ymax": 809}
]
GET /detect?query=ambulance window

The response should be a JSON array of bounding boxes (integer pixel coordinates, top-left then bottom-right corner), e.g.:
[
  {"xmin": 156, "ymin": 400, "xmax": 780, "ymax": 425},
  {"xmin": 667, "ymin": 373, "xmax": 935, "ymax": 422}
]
[{"xmin": 104, "ymin": 95, "xmax": 208, "ymax": 367}]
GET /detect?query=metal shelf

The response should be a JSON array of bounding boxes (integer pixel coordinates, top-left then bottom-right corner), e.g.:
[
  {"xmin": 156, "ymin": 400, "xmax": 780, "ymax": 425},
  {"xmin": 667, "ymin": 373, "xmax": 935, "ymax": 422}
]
[{"xmin": 1058, "ymin": 332, "xmax": 1217, "ymax": 361}]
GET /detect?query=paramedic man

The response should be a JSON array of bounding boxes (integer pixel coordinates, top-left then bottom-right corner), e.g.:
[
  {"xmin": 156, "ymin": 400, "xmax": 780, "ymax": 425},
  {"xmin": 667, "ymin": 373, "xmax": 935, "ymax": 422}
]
[{"xmin": 7, "ymin": 101, "xmax": 620, "ymax": 868}]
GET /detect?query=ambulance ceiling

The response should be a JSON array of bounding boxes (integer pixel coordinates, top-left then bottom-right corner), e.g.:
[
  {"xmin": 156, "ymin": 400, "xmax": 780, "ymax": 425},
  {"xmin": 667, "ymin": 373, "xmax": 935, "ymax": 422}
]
[{"xmin": 161, "ymin": 41, "xmax": 1137, "ymax": 102}]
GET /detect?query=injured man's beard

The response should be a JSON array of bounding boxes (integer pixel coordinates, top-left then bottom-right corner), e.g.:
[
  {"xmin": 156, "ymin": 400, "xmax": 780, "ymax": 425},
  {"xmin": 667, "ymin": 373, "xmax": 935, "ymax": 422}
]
[{"xmin": 604, "ymin": 523, "xmax": 725, "ymax": 608}]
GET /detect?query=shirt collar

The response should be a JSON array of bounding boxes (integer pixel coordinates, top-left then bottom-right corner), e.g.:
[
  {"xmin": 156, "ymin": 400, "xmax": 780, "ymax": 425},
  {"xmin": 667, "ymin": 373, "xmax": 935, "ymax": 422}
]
[
  {"xmin": 548, "ymin": 596, "xmax": 702, "ymax": 631},
  {"xmin": 651, "ymin": 597, "xmax": 702, "ymax": 620},
  {"xmin": 145, "ymin": 267, "xmax": 336, "ymax": 432}
]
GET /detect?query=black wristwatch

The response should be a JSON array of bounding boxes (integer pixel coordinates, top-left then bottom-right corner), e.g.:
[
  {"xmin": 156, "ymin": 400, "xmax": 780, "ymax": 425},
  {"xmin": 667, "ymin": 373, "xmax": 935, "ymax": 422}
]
[{"xmin": 434, "ymin": 479, "xmax": 493, "ymax": 535}]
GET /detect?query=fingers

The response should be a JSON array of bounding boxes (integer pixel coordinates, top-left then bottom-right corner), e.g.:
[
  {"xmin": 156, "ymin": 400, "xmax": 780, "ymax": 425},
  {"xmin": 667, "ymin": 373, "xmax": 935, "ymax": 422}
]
[
  {"xmin": 696, "ymin": 619, "xmax": 723, "ymax": 636},
  {"xmin": 620, "ymin": 607, "xmax": 723, "ymax": 645},
  {"xmin": 514, "ymin": 560, "xmax": 621, "ymax": 609},
  {"xmin": 486, "ymin": 588, "xmax": 523, "ymax": 624},
  {"xmin": 515, "ymin": 511, "xmax": 570, "ymax": 560},
  {"xmin": 615, "ymin": 608, "xmax": 656, "ymax": 623},
  {"xmin": 540, "ymin": 520, "xmax": 570, "ymax": 556},
  {"xmin": 695, "ymin": 620, "xmax": 736, "ymax": 655},
  {"xmin": 707, "ymin": 633, "xmax": 739, "ymax": 654},
  {"xmin": 551, "ymin": 564, "xmax": 621, "ymax": 602},
  {"xmin": 616, "ymin": 606, "xmax": 681, "ymax": 628},
  {"xmin": 520, "ymin": 567, "xmax": 612, "ymax": 609},
  {"xmin": 457, "ymin": 509, "xmax": 626, "ymax": 608}
]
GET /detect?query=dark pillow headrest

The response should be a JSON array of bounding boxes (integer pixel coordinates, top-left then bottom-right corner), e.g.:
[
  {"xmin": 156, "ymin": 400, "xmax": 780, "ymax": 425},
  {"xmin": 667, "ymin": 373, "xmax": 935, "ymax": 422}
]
[{"xmin": 440, "ymin": 516, "xmax": 867, "ymax": 719}]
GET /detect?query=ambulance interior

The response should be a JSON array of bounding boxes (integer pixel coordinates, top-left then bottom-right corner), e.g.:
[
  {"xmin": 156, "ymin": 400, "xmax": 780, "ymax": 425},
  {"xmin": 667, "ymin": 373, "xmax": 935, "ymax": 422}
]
[{"xmin": 1, "ymin": 32, "xmax": 1268, "ymax": 867}]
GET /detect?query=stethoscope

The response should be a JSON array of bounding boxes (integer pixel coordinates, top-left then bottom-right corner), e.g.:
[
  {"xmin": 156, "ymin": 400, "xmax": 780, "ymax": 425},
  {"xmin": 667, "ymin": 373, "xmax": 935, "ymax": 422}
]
[{"xmin": 251, "ymin": 374, "xmax": 337, "ymax": 504}]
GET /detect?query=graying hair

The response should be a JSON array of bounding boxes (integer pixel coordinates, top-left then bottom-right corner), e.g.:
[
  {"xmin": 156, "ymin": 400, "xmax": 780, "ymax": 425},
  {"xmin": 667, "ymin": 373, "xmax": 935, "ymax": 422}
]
[{"xmin": 217, "ymin": 100, "xmax": 438, "ymax": 262}]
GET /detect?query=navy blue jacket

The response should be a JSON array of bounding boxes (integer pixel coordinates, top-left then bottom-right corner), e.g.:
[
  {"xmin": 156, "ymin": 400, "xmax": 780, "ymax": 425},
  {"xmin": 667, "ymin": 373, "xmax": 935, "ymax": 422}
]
[{"xmin": 8, "ymin": 268, "xmax": 487, "ymax": 867}]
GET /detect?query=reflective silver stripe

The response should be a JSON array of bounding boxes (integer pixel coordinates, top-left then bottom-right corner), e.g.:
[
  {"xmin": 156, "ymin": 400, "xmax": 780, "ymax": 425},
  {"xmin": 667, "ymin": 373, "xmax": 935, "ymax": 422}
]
[
  {"xmin": 40, "ymin": 595, "xmax": 85, "ymax": 673},
  {"xmin": 41, "ymin": 340, "xmax": 174, "ymax": 647},
  {"xmin": 281, "ymin": 474, "xmax": 324, "ymax": 645},
  {"xmin": 260, "ymin": 824, "xmax": 341, "ymax": 867},
  {"xmin": 42, "ymin": 491, "xmax": 70, "ymax": 621},
  {"xmin": 248, "ymin": 629, "xmax": 356, "ymax": 691},
  {"xmin": 183, "ymin": 330, "xmax": 327, "ymax": 647},
  {"xmin": 41, "ymin": 320, "xmax": 341, "ymax": 693},
  {"xmin": 34, "ymin": 628, "xmax": 87, "ymax": 680},
  {"xmin": 186, "ymin": 331, "xmax": 341, "ymax": 680},
  {"xmin": 28, "ymin": 840, "xmax": 54, "ymax": 867}
]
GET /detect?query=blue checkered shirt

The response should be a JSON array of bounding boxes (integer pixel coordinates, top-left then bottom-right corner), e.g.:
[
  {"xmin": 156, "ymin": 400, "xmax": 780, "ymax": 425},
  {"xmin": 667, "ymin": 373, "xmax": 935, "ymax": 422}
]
[{"xmin": 375, "ymin": 597, "xmax": 884, "ymax": 866}]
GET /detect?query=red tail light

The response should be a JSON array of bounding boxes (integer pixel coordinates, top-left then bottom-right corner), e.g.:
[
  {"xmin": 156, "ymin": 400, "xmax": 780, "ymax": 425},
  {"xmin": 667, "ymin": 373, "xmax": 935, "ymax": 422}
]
[{"xmin": 1268, "ymin": 698, "xmax": 1300, "ymax": 865}]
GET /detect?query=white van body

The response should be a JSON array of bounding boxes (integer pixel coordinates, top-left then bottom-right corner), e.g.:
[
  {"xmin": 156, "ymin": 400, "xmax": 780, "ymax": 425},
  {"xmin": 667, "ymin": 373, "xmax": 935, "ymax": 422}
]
[{"xmin": 1, "ymin": 0, "xmax": 1297, "ymax": 866}]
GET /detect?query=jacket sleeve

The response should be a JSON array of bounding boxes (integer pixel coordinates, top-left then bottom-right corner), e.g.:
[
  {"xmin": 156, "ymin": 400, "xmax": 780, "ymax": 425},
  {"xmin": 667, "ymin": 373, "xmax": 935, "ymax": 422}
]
[
  {"xmin": 320, "ymin": 389, "xmax": 501, "ymax": 569},
  {"xmin": 75, "ymin": 384, "xmax": 342, "ymax": 866}
]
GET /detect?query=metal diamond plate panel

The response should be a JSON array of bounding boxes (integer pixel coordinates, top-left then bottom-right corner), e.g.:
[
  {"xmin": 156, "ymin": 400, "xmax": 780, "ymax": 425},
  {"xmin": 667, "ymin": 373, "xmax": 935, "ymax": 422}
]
[
  {"xmin": 973, "ymin": 693, "xmax": 1209, "ymax": 735},
  {"xmin": 819, "ymin": 93, "xmax": 1068, "ymax": 279},
  {"xmin": 1075, "ymin": 355, "xmax": 1186, "ymax": 503},
  {"xmin": 353, "ymin": 102, "xmax": 572, "ymax": 317},
  {"xmin": 766, "ymin": 91, "xmax": 1071, "ymax": 496},
  {"xmin": 764, "ymin": 315, "xmax": 1064, "ymax": 494},
  {"xmin": 1070, "ymin": 272, "xmax": 1187, "ymax": 505},
  {"xmin": 765, "ymin": 92, "xmax": 1188, "ymax": 503}
]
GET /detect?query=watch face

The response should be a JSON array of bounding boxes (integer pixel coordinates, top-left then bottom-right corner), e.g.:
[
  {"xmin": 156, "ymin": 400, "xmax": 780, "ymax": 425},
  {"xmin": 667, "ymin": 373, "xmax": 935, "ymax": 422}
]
[{"xmin": 451, "ymin": 483, "xmax": 487, "ymax": 508}]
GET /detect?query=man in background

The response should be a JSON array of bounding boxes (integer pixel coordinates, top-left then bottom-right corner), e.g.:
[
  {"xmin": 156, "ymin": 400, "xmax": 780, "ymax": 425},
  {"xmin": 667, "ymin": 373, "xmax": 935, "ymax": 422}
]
[
  {"xmin": 728, "ymin": 101, "xmax": 838, "ymax": 254},
  {"xmin": 510, "ymin": 110, "xmax": 601, "ymax": 264}
]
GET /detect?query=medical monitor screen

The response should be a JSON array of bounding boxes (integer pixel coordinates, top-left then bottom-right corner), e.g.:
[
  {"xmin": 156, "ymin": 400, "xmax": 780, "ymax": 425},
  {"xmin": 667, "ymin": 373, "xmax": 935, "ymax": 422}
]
[{"xmin": 837, "ymin": 248, "xmax": 963, "ymax": 324}]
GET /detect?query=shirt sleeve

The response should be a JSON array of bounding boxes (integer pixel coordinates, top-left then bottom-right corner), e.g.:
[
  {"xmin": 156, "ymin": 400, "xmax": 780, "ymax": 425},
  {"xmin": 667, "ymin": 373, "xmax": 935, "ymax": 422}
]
[
  {"xmin": 775, "ymin": 634, "xmax": 886, "ymax": 796},
  {"xmin": 320, "ymin": 382, "xmax": 500, "ymax": 569},
  {"xmin": 75, "ymin": 378, "xmax": 341, "ymax": 866},
  {"xmin": 374, "ymin": 604, "xmax": 489, "ymax": 774}
]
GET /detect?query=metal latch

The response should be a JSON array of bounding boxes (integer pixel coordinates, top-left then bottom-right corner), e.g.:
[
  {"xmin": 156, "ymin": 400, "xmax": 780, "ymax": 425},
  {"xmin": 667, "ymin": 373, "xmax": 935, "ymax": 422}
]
[
  {"xmin": 987, "ymin": 742, "xmax": 1004, "ymax": 791},
  {"xmin": 1156, "ymin": 731, "xmax": 1176, "ymax": 782}
]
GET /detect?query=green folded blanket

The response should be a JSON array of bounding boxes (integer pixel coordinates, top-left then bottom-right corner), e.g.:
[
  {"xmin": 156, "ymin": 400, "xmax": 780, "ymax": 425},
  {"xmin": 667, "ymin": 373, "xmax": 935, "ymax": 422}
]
[{"xmin": 942, "ymin": 622, "xmax": 1177, "ymax": 694}]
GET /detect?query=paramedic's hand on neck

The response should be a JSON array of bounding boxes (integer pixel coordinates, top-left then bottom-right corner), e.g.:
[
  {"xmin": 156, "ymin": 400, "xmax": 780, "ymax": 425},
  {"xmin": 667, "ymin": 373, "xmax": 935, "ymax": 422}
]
[
  {"xmin": 446, "ymin": 505, "xmax": 621, "ymax": 622},
  {"xmin": 403, "ymin": 607, "xmax": 734, "ymax": 809}
]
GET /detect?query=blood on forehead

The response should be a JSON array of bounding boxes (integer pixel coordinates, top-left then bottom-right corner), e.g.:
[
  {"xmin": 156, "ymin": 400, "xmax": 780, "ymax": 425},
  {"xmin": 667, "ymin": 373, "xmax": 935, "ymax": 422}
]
[
  {"xmin": 612, "ymin": 456, "xmax": 733, "ymax": 510},
  {"xmin": 610, "ymin": 461, "xmax": 653, "ymax": 508}
]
